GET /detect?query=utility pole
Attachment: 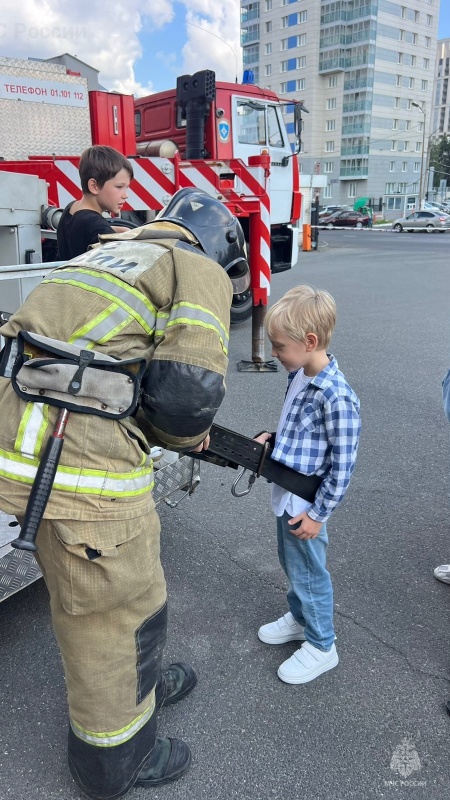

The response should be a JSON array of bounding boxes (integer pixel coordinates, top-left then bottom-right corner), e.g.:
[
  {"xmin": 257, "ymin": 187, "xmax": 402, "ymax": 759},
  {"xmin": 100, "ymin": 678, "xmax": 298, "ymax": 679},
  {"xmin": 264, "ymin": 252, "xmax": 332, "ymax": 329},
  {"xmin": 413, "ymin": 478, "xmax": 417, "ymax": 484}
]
[{"xmin": 411, "ymin": 101, "xmax": 426, "ymax": 210}]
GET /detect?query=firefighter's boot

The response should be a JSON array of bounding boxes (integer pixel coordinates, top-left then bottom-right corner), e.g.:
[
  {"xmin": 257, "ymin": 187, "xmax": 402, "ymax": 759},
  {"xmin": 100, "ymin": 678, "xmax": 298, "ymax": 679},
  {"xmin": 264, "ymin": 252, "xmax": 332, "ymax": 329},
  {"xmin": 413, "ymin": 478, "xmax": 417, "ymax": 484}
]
[
  {"xmin": 134, "ymin": 737, "xmax": 192, "ymax": 787},
  {"xmin": 155, "ymin": 662, "xmax": 197, "ymax": 711}
]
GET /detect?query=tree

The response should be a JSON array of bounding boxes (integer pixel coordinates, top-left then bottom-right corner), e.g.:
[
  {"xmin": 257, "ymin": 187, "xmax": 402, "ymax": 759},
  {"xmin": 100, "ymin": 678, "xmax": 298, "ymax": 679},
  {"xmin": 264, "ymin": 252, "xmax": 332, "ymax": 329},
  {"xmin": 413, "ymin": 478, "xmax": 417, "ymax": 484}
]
[{"xmin": 429, "ymin": 134, "xmax": 450, "ymax": 191}]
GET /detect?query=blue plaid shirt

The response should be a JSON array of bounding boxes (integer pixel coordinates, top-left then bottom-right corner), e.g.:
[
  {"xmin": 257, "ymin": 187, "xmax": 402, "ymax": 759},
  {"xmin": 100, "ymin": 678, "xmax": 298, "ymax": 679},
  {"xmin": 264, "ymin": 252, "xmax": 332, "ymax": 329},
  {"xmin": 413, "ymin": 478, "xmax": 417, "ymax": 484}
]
[{"xmin": 271, "ymin": 355, "xmax": 360, "ymax": 522}]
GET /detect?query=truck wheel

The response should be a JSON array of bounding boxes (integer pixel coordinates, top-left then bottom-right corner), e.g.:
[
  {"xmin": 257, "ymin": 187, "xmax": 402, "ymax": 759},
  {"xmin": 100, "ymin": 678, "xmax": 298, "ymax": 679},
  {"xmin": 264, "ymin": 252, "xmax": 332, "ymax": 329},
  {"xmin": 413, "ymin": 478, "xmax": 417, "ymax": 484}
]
[{"xmin": 231, "ymin": 289, "xmax": 253, "ymax": 324}]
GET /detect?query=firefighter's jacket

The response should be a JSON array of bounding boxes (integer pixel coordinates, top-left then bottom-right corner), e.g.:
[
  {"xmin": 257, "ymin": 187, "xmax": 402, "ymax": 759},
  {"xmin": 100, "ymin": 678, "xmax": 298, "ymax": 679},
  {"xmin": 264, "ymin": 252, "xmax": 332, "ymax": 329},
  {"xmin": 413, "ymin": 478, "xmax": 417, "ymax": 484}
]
[{"xmin": 0, "ymin": 230, "xmax": 232, "ymax": 521}]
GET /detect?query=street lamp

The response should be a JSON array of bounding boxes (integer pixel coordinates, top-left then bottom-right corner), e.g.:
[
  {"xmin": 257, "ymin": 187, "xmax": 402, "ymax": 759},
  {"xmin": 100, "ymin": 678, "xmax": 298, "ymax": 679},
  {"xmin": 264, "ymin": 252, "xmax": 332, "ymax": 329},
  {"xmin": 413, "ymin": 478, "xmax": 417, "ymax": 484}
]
[{"xmin": 411, "ymin": 101, "xmax": 426, "ymax": 210}]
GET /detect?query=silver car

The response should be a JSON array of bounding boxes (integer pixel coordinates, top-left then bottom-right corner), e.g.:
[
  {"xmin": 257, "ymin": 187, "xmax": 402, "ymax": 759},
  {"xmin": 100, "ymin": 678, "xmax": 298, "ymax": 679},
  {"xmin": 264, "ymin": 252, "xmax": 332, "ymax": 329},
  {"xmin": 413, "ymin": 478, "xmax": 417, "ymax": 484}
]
[{"xmin": 392, "ymin": 210, "xmax": 450, "ymax": 233}]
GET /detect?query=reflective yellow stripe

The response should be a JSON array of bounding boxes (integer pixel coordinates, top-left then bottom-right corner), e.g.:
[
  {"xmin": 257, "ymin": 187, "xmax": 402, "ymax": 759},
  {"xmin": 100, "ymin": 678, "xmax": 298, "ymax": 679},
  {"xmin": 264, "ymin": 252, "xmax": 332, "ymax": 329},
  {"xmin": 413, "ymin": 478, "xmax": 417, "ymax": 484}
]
[
  {"xmin": 71, "ymin": 700, "xmax": 155, "ymax": 747},
  {"xmin": 68, "ymin": 304, "xmax": 133, "ymax": 348},
  {"xmin": 43, "ymin": 268, "xmax": 157, "ymax": 335},
  {"xmin": 169, "ymin": 302, "xmax": 229, "ymax": 350},
  {"xmin": 0, "ymin": 448, "xmax": 154, "ymax": 497},
  {"xmin": 15, "ymin": 403, "xmax": 49, "ymax": 459}
]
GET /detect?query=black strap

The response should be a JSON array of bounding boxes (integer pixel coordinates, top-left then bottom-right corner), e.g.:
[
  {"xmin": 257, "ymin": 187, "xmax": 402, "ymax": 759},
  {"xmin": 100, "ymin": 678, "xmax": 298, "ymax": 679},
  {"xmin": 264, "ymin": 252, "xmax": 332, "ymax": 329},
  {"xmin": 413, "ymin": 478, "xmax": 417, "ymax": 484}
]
[{"xmin": 192, "ymin": 424, "xmax": 322, "ymax": 504}]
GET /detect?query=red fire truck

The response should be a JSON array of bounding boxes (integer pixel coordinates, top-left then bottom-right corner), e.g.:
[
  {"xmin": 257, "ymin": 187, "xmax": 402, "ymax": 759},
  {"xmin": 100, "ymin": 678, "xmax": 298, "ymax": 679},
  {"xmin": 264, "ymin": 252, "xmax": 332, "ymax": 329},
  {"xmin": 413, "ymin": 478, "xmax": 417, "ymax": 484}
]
[{"xmin": 0, "ymin": 57, "xmax": 303, "ymax": 353}]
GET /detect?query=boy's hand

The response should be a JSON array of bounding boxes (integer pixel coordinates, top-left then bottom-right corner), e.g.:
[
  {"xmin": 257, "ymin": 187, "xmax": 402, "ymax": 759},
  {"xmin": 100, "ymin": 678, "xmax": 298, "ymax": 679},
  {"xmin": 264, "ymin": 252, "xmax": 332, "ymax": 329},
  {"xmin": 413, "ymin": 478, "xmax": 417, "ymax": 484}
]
[
  {"xmin": 253, "ymin": 432, "xmax": 272, "ymax": 445},
  {"xmin": 190, "ymin": 434, "xmax": 210, "ymax": 453},
  {"xmin": 288, "ymin": 512, "xmax": 322, "ymax": 540}
]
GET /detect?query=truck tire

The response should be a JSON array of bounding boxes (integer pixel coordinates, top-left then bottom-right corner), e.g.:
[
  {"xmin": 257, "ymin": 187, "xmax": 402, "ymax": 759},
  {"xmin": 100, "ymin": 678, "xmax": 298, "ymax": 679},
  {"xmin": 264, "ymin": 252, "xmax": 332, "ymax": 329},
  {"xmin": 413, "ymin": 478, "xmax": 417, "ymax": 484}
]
[{"xmin": 231, "ymin": 288, "xmax": 253, "ymax": 324}]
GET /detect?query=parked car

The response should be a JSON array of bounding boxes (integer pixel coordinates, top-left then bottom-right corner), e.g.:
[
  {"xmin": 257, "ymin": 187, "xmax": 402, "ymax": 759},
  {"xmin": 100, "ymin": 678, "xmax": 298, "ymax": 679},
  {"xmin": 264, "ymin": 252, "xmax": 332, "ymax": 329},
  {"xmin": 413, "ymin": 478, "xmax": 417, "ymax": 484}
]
[
  {"xmin": 320, "ymin": 210, "xmax": 370, "ymax": 229},
  {"xmin": 318, "ymin": 204, "xmax": 351, "ymax": 218},
  {"xmin": 392, "ymin": 210, "xmax": 450, "ymax": 233}
]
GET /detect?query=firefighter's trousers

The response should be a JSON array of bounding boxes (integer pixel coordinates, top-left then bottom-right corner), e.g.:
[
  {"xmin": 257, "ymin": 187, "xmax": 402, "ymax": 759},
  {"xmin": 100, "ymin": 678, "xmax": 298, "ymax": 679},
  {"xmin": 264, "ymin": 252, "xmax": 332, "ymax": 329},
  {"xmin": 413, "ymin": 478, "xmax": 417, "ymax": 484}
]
[{"xmin": 35, "ymin": 508, "xmax": 167, "ymax": 800}]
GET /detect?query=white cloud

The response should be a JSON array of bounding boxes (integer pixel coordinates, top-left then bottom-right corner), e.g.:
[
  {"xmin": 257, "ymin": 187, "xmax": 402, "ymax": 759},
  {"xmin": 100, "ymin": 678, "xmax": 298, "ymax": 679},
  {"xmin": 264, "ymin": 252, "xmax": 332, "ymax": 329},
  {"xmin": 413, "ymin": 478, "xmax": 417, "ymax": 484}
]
[
  {"xmin": 182, "ymin": 3, "xmax": 242, "ymax": 84},
  {"xmin": 0, "ymin": 0, "xmax": 242, "ymax": 95}
]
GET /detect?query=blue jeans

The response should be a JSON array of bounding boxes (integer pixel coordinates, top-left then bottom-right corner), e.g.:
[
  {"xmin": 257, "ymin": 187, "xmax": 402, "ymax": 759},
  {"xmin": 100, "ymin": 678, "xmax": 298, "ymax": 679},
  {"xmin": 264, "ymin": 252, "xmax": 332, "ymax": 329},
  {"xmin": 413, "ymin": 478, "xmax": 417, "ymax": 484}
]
[{"xmin": 276, "ymin": 511, "xmax": 335, "ymax": 651}]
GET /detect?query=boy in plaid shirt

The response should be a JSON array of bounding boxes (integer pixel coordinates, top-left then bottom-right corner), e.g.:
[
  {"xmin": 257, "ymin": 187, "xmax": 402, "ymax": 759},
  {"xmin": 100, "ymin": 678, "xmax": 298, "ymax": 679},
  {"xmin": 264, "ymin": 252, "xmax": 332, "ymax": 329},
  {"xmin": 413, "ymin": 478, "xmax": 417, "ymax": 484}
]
[{"xmin": 256, "ymin": 285, "xmax": 360, "ymax": 684}]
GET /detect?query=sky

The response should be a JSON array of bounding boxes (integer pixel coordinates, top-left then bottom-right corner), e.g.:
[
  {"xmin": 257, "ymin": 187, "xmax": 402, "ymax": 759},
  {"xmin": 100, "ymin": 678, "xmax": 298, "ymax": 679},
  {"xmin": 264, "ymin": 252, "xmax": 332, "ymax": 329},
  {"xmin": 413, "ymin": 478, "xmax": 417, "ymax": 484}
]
[{"xmin": 0, "ymin": 1, "xmax": 449, "ymax": 97}]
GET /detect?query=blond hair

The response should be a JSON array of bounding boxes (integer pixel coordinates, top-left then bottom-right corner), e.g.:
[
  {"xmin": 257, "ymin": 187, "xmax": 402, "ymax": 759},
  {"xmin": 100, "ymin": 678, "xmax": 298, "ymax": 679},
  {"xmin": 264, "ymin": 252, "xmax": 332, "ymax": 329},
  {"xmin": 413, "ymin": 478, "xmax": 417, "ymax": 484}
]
[{"xmin": 265, "ymin": 285, "xmax": 336, "ymax": 349}]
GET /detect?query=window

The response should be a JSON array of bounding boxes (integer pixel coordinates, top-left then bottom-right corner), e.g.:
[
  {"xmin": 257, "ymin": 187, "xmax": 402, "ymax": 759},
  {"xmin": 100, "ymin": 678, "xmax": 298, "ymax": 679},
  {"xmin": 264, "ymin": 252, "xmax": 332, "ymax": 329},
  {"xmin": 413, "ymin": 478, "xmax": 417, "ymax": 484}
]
[
  {"xmin": 399, "ymin": 30, "xmax": 405, "ymax": 42},
  {"xmin": 267, "ymin": 105, "xmax": 285, "ymax": 148},
  {"xmin": 402, "ymin": 162, "xmax": 407, "ymax": 172},
  {"xmin": 327, "ymin": 98, "xmax": 337, "ymax": 110},
  {"xmin": 389, "ymin": 161, "xmax": 395, "ymax": 172},
  {"xmin": 398, "ymin": 53, "xmax": 403, "ymax": 64},
  {"xmin": 265, "ymin": 43, "xmax": 272, "ymax": 55},
  {"xmin": 414, "ymin": 10, "xmax": 419, "ymax": 22},
  {"xmin": 394, "ymin": 97, "xmax": 400, "ymax": 108},
  {"xmin": 328, "ymin": 75, "xmax": 337, "ymax": 88},
  {"xmin": 396, "ymin": 75, "xmax": 401, "ymax": 86},
  {"xmin": 385, "ymin": 182, "xmax": 396, "ymax": 193},
  {"xmin": 326, "ymin": 120, "xmax": 336, "ymax": 131},
  {"xmin": 392, "ymin": 119, "xmax": 398, "ymax": 130},
  {"xmin": 426, "ymin": 15, "xmax": 432, "ymax": 26},
  {"xmin": 405, "ymin": 120, "xmax": 411, "ymax": 130},
  {"xmin": 401, "ymin": 6, "xmax": 406, "ymax": 19},
  {"xmin": 412, "ymin": 33, "xmax": 418, "ymax": 45},
  {"xmin": 415, "ymin": 141, "xmax": 422, "ymax": 152},
  {"xmin": 425, "ymin": 36, "xmax": 431, "ymax": 48},
  {"xmin": 299, "ymin": 10, "xmax": 307, "ymax": 23},
  {"xmin": 323, "ymin": 185, "xmax": 332, "ymax": 199},
  {"xmin": 324, "ymin": 162, "xmax": 334, "ymax": 173},
  {"xmin": 265, "ymin": 0, "xmax": 272, "ymax": 9},
  {"xmin": 403, "ymin": 141, "xmax": 408, "ymax": 151},
  {"xmin": 411, "ymin": 56, "xmax": 416, "ymax": 67},
  {"xmin": 421, "ymin": 80, "xmax": 428, "ymax": 91},
  {"xmin": 281, "ymin": 38, "xmax": 288, "ymax": 51},
  {"xmin": 348, "ymin": 182, "xmax": 357, "ymax": 198},
  {"xmin": 414, "ymin": 161, "xmax": 420, "ymax": 172},
  {"xmin": 298, "ymin": 56, "xmax": 306, "ymax": 68},
  {"xmin": 297, "ymin": 78, "xmax": 305, "ymax": 90},
  {"xmin": 281, "ymin": 16, "xmax": 288, "ymax": 28},
  {"xmin": 265, "ymin": 21, "xmax": 272, "ymax": 33},
  {"xmin": 264, "ymin": 65, "xmax": 272, "ymax": 76},
  {"xmin": 325, "ymin": 141, "xmax": 335, "ymax": 152},
  {"xmin": 423, "ymin": 58, "xmax": 430, "ymax": 69},
  {"xmin": 409, "ymin": 77, "xmax": 414, "ymax": 89},
  {"xmin": 391, "ymin": 140, "xmax": 396, "ymax": 150},
  {"xmin": 298, "ymin": 33, "xmax": 306, "ymax": 46}
]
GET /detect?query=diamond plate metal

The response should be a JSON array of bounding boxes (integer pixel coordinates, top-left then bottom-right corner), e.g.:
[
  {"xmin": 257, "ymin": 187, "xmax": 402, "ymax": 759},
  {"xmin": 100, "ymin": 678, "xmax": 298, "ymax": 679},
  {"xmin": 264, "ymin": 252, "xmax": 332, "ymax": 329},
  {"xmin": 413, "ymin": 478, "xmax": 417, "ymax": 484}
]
[
  {"xmin": 0, "ymin": 456, "xmax": 200, "ymax": 602},
  {"xmin": 0, "ymin": 57, "xmax": 92, "ymax": 160}
]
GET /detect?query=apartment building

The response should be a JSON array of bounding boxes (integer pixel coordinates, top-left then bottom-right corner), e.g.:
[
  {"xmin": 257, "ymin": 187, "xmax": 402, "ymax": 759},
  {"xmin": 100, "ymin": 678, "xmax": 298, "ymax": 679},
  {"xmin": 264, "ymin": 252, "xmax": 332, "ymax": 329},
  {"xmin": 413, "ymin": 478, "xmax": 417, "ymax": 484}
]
[
  {"xmin": 241, "ymin": 1, "xmax": 440, "ymax": 213},
  {"xmin": 433, "ymin": 38, "xmax": 450, "ymax": 135}
]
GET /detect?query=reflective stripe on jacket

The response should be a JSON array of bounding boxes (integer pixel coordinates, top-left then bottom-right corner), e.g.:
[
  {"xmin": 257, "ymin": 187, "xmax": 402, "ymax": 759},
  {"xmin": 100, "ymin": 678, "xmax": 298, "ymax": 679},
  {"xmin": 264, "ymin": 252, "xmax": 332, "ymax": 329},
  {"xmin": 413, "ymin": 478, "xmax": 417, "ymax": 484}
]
[{"xmin": 0, "ymin": 237, "xmax": 232, "ymax": 519}]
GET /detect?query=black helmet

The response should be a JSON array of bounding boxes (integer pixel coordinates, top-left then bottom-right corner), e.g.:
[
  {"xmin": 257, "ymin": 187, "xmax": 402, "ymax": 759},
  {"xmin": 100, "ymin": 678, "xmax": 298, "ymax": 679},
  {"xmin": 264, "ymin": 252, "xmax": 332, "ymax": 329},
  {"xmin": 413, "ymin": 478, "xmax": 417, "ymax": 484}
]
[{"xmin": 156, "ymin": 188, "xmax": 250, "ymax": 294}]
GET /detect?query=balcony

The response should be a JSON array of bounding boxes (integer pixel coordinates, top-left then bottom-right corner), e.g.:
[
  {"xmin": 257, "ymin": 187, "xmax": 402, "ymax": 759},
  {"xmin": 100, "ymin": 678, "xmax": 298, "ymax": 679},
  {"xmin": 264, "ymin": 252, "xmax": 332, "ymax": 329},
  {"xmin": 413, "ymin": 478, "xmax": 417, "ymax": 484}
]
[
  {"xmin": 342, "ymin": 123, "xmax": 371, "ymax": 135},
  {"xmin": 241, "ymin": 27, "xmax": 260, "ymax": 46},
  {"xmin": 341, "ymin": 145, "xmax": 370, "ymax": 156},
  {"xmin": 344, "ymin": 77, "xmax": 373, "ymax": 91},
  {"xmin": 319, "ymin": 57, "xmax": 346, "ymax": 73},
  {"xmin": 346, "ymin": 4, "xmax": 378, "ymax": 21},
  {"xmin": 340, "ymin": 167, "xmax": 369, "ymax": 178},
  {"xmin": 343, "ymin": 100, "xmax": 372, "ymax": 114}
]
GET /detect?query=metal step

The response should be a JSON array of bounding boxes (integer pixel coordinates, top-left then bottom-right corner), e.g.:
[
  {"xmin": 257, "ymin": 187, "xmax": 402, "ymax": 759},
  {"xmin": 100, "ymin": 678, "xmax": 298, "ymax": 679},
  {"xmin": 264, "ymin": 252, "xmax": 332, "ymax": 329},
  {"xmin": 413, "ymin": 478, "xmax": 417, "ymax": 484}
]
[{"xmin": 0, "ymin": 456, "xmax": 200, "ymax": 603}]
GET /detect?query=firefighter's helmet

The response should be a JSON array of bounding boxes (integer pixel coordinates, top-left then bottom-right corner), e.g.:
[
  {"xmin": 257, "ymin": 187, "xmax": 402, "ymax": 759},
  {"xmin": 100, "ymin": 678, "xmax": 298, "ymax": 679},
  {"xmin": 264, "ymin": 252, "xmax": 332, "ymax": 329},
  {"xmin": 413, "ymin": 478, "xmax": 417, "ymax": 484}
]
[{"xmin": 155, "ymin": 188, "xmax": 250, "ymax": 294}]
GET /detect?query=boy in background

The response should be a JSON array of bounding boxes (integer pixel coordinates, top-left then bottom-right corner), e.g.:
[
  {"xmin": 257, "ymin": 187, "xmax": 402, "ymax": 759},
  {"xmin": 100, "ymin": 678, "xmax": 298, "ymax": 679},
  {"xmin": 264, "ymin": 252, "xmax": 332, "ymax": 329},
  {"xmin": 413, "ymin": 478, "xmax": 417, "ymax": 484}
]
[
  {"xmin": 256, "ymin": 285, "xmax": 360, "ymax": 684},
  {"xmin": 57, "ymin": 145, "xmax": 133, "ymax": 259}
]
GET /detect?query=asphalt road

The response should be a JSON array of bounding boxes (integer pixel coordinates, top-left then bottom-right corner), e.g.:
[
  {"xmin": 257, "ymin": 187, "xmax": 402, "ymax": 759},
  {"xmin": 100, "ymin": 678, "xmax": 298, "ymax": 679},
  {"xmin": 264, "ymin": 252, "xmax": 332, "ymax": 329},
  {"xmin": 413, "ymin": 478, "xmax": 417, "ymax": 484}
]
[{"xmin": 1, "ymin": 230, "xmax": 449, "ymax": 800}]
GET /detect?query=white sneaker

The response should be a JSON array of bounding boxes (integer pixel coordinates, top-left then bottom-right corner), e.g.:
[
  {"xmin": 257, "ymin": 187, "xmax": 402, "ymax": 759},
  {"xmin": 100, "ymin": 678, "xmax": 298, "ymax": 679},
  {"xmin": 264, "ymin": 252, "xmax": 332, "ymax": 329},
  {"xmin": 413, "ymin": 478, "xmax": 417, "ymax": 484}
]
[
  {"xmin": 258, "ymin": 612, "xmax": 306, "ymax": 645},
  {"xmin": 434, "ymin": 564, "xmax": 450, "ymax": 584},
  {"xmin": 277, "ymin": 641, "xmax": 338, "ymax": 685}
]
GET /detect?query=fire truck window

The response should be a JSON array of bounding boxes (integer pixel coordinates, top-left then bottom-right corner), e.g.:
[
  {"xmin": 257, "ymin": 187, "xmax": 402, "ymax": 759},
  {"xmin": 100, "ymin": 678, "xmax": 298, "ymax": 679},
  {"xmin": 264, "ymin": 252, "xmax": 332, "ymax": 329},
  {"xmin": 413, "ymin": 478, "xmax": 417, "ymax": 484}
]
[
  {"xmin": 135, "ymin": 111, "xmax": 141, "ymax": 137},
  {"xmin": 267, "ymin": 106, "xmax": 284, "ymax": 149},
  {"xmin": 236, "ymin": 101, "xmax": 266, "ymax": 145}
]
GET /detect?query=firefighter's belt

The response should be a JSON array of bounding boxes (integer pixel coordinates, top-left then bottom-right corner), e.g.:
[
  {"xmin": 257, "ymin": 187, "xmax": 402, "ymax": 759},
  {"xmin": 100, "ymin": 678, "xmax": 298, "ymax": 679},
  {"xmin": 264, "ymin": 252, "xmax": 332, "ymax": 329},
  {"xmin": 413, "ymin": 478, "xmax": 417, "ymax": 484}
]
[
  {"xmin": 8, "ymin": 331, "xmax": 146, "ymax": 419},
  {"xmin": 192, "ymin": 424, "xmax": 322, "ymax": 503}
]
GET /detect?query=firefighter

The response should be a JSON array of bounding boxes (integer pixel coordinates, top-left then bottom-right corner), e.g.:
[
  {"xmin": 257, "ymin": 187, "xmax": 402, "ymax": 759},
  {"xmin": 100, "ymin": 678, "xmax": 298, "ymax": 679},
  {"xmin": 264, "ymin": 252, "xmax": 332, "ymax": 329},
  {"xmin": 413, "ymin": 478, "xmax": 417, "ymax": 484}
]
[{"xmin": 0, "ymin": 188, "xmax": 247, "ymax": 799}]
